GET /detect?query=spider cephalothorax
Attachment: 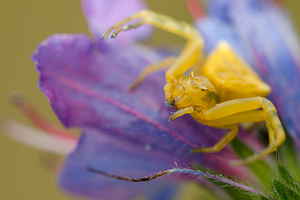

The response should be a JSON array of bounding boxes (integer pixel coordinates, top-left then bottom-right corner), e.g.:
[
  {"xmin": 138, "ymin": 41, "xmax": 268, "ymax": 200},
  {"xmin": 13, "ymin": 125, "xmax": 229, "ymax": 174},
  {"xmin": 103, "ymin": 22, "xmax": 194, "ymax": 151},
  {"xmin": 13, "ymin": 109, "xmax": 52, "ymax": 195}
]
[{"xmin": 164, "ymin": 72, "xmax": 218, "ymax": 110}]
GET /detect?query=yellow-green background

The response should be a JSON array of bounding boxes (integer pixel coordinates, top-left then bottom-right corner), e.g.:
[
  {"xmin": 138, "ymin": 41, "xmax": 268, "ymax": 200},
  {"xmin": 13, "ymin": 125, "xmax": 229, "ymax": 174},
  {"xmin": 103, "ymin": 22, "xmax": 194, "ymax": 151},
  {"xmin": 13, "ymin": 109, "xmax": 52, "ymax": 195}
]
[{"xmin": 0, "ymin": 1, "xmax": 299, "ymax": 199}]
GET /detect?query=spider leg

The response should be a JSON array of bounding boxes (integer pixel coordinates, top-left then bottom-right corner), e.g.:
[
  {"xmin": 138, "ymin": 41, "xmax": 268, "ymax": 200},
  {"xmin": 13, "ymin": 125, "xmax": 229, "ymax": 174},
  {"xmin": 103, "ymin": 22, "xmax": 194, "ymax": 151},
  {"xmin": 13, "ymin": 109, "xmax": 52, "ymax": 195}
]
[
  {"xmin": 130, "ymin": 31, "xmax": 204, "ymax": 90},
  {"xmin": 110, "ymin": 21, "xmax": 145, "ymax": 39},
  {"xmin": 194, "ymin": 97, "xmax": 285, "ymax": 165},
  {"xmin": 191, "ymin": 125, "xmax": 238, "ymax": 153},
  {"xmin": 191, "ymin": 110, "xmax": 264, "ymax": 153},
  {"xmin": 165, "ymin": 39, "xmax": 202, "ymax": 80},
  {"xmin": 169, "ymin": 106, "xmax": 194, "ymax": 121},
  {"xmin": 129, "ymin": 39, "xmax": 203, "ymax": 93},
  {"xmin": 129, "ymin": 57, "xmax": 176, "ymax": 90},
  {"xmin": 104, "ymin": 10, "xmax": 204, "ymax": 80},
  {"xmin": 199, "ymin": 110, "xmax": 265, "ymax": 127},
  {"xmin": 103, "ymin": 10, "xmax": 201, "ymax": 40}
]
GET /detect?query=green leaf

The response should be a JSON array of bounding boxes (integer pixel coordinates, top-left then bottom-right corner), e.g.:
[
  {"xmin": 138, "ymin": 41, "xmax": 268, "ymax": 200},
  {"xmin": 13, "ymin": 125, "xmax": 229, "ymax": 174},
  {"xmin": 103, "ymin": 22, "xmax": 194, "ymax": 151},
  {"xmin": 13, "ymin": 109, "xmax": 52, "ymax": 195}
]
[
  {"xmin": 271, "ymin": 178, "xmax": 300, "ymax": 200},
  {"xmin": 277, "ymin": 164, "xmax": 300, "ymax": 194},
  {"xmin": 259, "ymin": 195, "xmax": 270, "ymax": 200},
  {"xmin": 271, "ymin": 179, "xmax": 289, "ymax": 200},
  {"xmin": 231, "ymin": 138, "xmax": 272, "ymax": 189},
  {"xmin": 278, "ymin": 131, "xmax": 300, "ymax": 180}
]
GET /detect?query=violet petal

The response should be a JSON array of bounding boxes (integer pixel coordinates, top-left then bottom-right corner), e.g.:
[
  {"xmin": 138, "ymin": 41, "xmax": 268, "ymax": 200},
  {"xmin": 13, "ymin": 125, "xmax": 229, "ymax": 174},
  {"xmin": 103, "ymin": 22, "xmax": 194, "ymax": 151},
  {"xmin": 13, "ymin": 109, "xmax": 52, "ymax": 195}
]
[
  {"xmin": 81, "ymin": 0, "xmax": 152, "ymax": 42},
  {"xmin": 59, "ymin": 130, "xmax": 180, "ymax": 200}
]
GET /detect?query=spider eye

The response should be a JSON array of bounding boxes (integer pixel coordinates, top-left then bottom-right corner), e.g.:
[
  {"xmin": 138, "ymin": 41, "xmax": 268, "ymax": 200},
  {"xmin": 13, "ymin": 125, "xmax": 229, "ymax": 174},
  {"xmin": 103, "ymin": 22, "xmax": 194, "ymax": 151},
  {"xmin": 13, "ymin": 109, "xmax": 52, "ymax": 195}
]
[
  {"xmin": 200, "ymin": 84, "xmax": 208, "ymax": 91},
  {"xmin": 189, "ymin": 71, "xmax": 195, "ymax": 78},
  {"xmin": 188, "ymin": 80, "xmax": 208, "ymax": 92}
]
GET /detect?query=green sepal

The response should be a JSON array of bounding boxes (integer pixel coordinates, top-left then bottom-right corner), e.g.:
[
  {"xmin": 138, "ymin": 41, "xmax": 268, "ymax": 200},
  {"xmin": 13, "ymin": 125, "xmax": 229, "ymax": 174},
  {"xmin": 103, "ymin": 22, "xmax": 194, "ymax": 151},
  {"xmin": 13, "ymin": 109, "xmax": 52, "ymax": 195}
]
[
  {"xmin": 277, "ymin": 164, "xmax": 300, "ymax": 194},
  {"xmin": 271, "ymin": 178, "xmax": 300, "ymax": 200},
  {"xmin": 231, "ymin": 138, "xmax": 272, "ymax": 189},
  {"xmin": 259, "ymin": 195, "xmax": 270, "ymax": 200},
  {"xmin": 278, "ymin": 130, "xmax": 300, "ymax": 180}
]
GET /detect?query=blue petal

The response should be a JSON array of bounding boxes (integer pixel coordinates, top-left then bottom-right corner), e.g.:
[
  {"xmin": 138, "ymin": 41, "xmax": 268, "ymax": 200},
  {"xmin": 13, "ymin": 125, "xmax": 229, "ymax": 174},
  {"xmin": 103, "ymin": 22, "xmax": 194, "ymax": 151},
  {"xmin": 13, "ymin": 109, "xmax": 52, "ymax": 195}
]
[
  {"xmin": 197, "ymin": 0, "xmax": 300, "ymax": 144},
  {"xmin": 59, "ymin": 130, "xmax": 180, "ymax": 200}
]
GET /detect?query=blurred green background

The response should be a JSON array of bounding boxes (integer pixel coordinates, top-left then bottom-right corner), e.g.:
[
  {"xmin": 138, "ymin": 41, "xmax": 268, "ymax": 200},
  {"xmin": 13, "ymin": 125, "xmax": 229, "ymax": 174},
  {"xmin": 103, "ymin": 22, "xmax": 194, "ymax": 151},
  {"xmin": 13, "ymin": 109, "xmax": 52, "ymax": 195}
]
[{"xmin": 0, "ymin": 0, "xmax": 299, "ymax": 199}]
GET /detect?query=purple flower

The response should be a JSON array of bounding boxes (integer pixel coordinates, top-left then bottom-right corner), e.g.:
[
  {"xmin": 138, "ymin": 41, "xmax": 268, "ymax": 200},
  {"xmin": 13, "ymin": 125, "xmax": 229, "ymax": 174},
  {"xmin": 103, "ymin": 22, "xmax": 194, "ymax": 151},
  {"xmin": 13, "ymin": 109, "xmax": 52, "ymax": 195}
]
[
  {"xmin": 26, "ymin": 0, "xmax": 299, "ymax": 199},
  {"xmin": 196, "ymin": 0, "xmax": 300, "ymax": 146}
]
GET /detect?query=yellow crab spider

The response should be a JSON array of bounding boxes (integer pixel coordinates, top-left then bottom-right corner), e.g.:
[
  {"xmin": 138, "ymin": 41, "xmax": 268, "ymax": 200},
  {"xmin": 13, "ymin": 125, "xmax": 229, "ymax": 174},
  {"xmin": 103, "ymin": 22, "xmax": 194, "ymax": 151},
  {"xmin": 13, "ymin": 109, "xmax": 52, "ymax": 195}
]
[{"xmin": 103, "ymin": 10, "xmax": 285, "ymax": 166}]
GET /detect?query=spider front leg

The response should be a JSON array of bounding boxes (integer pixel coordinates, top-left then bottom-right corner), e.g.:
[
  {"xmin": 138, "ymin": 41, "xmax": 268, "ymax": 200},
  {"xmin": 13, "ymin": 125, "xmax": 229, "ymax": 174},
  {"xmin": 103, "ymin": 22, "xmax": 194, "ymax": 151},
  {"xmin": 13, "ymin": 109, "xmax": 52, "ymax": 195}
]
[
  {"xmin": 103, "ymin": 10, "xmax": 201, "ymax": 40},
  {"xmin": 104, "ymin": 10, "xmax": 204, "ymax": 82},
  {"xmin": 192, "ymin": 97, "xmax": 285, "ymax": 166}
]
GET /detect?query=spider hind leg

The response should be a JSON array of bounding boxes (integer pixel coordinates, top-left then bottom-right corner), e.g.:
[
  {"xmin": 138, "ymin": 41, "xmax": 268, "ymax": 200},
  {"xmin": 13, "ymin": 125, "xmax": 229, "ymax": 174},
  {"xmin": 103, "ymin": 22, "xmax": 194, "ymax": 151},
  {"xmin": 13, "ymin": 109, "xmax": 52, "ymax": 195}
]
[{"xmin": 192, "ymin": 97, "xmax": 285, "ymax": 166}]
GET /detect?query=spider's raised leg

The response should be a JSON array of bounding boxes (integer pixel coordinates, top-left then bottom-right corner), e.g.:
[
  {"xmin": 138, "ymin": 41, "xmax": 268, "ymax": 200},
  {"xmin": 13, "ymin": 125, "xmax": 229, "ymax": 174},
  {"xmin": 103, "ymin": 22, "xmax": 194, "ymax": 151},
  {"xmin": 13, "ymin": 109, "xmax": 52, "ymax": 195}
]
[
  {"xmin": 104, "ymin": 10, "xmax": 204, "ymax": 81},
  {"xmin": 192, "ymin": 97, "xmax": 285, "ymax": 165},
  {"xmin": 103, "ymin": 10, "xmax": 201, "ymax": 40}
]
